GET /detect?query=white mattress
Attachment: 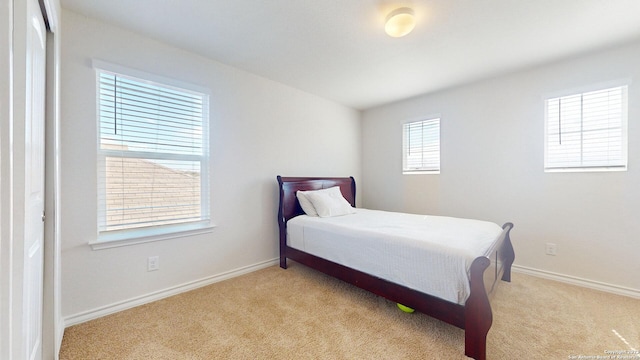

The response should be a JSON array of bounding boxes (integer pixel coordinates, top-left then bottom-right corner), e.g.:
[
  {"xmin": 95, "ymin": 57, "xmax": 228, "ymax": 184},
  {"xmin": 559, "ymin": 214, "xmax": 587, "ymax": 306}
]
[{"xmin": 286, "ymin": 208, "xmax": 503, "ymax": 305}]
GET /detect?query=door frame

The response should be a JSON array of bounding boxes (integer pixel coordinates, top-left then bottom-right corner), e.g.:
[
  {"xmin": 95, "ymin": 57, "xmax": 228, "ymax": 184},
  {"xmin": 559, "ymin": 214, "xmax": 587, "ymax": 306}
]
[
  {"xmin": 41, "ymin": 0, "xmax": 62, "ymax": 357},
  {"xmin": 0, "ymin": 0, "xmax": 15, "ymax": 355}
]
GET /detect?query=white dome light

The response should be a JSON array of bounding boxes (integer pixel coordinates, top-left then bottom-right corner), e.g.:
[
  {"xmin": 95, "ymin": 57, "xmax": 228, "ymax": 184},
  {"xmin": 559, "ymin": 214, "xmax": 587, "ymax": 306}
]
[{"xmin": 385, "ymin": 7, "xmax": 416, "ymax": 38}]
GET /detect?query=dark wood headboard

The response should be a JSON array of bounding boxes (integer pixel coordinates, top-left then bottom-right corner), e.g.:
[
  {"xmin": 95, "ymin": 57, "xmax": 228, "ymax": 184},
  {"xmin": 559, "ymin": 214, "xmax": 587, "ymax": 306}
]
[
  {"xmin": 276, "ymin": 176, "xmax": 356, "ymax": 226},
  {"xmin": 276, "ymin": 176, "xmax": 356, "ymax": 269}
]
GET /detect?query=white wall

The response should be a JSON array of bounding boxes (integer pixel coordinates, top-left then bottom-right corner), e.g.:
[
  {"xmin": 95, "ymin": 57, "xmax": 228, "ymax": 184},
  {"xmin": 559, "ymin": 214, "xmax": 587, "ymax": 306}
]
[
  {"xmin": 362, "ymin": 40, "xmax": 640, "ymax": 294},
  {"xmin": 60, "ymin": 10, "xmax": 361, "ymax": 321}
]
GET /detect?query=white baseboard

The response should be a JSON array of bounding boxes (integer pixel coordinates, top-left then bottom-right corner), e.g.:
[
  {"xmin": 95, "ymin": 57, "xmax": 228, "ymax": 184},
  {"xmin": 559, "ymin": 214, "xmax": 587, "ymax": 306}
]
[
  {"xmin": 512, "ymin": 264, "xmax": 640, "ymax": 299},
  {"xmin": 63, "ymin": 258, "xmax": 279, "ymax": 328},
  {"xmin": 63, "ymin": 261, "xmax": 639, "ymax": 328}
]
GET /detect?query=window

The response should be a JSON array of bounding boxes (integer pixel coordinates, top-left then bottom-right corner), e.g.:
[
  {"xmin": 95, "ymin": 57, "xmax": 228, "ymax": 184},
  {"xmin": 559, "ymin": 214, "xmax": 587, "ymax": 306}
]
[
  {"xmin": 545, "ymin": 85, "xmax": 628, "ymax": 172},
  {"xmin": 403, "ymin": 118, "xmax": 440, "ymax": 174},
  {"xmin": 95, "ymin": 62, "xmax": 211, "ymax": 244}
]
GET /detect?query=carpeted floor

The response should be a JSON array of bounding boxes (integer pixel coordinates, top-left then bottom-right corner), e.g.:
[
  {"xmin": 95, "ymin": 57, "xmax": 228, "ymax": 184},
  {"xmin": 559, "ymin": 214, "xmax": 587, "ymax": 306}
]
[{"xmin": 59, "ymin": 262, "xmax": 640, "ymax": 359}]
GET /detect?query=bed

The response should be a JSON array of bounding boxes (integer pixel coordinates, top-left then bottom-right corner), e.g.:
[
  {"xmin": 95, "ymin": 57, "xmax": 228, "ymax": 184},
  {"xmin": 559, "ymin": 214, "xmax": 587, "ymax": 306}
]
[{"xmin": 277, "ymin": 176, "xmax": 515, "ymax": 360}]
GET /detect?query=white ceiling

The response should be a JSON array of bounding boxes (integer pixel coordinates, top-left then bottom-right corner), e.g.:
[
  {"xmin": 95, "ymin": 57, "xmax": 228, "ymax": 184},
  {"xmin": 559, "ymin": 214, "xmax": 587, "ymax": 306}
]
[{"xmin": 61, "ymin": 0, "xmax": 640, "ymax": 110}]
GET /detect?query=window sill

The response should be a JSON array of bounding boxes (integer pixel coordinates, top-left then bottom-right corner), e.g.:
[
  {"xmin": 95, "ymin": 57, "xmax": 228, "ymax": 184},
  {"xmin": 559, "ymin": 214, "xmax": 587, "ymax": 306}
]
[
  {"xmin": 90, "ymin": 222, "xmax": 216, "ymax": 250},
  {"xmin": 544, "ymin": 166, "xmax": 627, "ymax": 173},
  {"xmin": 403, "ymin": 170, "xmax": 440, "ymax": 175}
]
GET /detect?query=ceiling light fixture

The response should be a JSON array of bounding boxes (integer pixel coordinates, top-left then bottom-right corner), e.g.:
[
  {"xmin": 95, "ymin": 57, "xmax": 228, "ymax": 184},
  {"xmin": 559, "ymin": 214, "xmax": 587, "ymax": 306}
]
[{"xmin": 385, "ymin": 7, "xmax": 416, "ymax": 38}]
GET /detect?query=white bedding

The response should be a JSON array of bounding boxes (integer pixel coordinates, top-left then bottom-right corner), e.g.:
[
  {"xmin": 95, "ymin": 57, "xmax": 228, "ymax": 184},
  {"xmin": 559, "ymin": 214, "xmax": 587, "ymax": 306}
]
[{"xmin": 286, "ymin": 208, "xmax": 503, "ymax": 304}]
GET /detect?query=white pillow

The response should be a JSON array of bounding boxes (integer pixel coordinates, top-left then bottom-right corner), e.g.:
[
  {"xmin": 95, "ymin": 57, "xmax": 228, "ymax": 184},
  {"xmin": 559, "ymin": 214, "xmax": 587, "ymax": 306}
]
[
  {"xmin": 305, "ymin": 186, "xmax": 355, "ymax": 218},
  {"xmin": 296, "ymin": 190, "xmax": 319, "ymax": 216}
]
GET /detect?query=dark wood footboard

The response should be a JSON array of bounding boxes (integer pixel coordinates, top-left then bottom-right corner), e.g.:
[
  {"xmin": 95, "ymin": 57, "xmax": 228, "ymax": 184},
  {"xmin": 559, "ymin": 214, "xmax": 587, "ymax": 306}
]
[
  {"xmin": 276, "ymin": 176, "xmax": 515, "ymax": 360},
  {"xmin": 465, "ymin": 222, "xmax": 514, "ymax": 360}
]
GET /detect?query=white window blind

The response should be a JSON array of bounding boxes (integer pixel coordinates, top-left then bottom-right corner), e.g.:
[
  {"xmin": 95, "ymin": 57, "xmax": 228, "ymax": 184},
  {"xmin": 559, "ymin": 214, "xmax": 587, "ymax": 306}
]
[
  {"xmin": 545, "ymin": 85, "xmax": 627, "ymax": 171},
  {"xmin": 96, "ymin": 68, "xmax": 210, "ymax": 236},
  {"xmin": 403, "ymin": 118, "xmax": 440, "ymax": 173}
]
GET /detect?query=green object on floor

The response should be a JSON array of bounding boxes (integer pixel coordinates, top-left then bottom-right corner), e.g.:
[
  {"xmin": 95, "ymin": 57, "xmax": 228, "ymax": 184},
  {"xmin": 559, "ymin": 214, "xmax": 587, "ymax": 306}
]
[{"xmin": 396, "ymin": 303, "xmax": 415, "ymax": 313}]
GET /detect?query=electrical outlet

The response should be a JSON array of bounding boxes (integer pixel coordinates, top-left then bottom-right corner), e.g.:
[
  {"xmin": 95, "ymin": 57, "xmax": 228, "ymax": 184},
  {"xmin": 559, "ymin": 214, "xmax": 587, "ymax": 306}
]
[
  {"xmin": 545, "ymin": 243, "xmax": 557, "ymax": 256},
  {"xmin": 148, "ymin": 256, "xmax": 159, "ymax": 271}
]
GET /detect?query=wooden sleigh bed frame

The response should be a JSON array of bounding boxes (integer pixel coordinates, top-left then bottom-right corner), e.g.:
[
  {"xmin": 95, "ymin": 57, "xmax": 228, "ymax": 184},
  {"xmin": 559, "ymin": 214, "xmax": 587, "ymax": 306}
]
[{"xmin": 277, "ymin": 176, "xmax": 515, "ymax": 360}]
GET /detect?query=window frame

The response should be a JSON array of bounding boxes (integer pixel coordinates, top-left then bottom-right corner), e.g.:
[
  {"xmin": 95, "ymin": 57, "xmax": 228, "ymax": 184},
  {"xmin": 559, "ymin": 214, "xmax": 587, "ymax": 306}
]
[
  {"xmin": 543, "ymin": 81, "xmax": 629, "ymax": 173},
  {"xmin": 91, "ymin": 60, "xmax": 214, "ymax": 249},
  {"xmin": 402, "ymin": 117, "xmax": 441, "ymax": 175}
]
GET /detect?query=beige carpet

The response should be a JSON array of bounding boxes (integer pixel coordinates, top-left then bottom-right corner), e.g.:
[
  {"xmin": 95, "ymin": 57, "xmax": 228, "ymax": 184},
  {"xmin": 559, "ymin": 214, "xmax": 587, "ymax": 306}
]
[{"xmin": 60, "ymin": 262, "xmax": 640, "ymax": 359}]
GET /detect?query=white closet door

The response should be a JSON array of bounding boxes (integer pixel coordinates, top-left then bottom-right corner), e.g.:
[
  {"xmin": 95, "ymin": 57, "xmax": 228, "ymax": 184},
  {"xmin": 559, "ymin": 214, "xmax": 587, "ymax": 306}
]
[{"xmin": 22, "ymin": 0, "xmax": 47, "ymax": 358}]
